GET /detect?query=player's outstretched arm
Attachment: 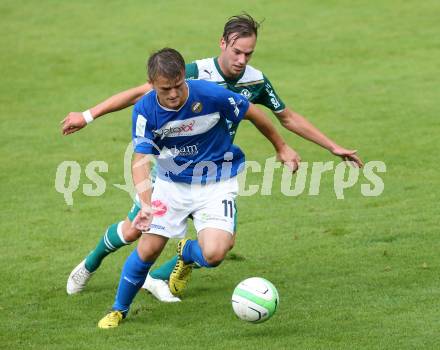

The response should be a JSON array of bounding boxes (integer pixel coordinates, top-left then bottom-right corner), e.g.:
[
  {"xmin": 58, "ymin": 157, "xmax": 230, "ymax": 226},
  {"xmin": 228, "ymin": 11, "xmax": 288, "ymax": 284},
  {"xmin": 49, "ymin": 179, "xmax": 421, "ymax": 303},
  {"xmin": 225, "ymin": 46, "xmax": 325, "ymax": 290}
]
[
  {"xmin": 274, "ymin": 108, "xmax": 363, "ymax": 167},
  {"xmin": 60, "ymin": 83, "xmax": 152, "ymax": 136},
  {"xmin": 245, "ymin": 104, "xmax": 301, "ymax": 171},
  {"xmin": 131, "ymin": 152, "xmax": 155, "ymax": 231}
]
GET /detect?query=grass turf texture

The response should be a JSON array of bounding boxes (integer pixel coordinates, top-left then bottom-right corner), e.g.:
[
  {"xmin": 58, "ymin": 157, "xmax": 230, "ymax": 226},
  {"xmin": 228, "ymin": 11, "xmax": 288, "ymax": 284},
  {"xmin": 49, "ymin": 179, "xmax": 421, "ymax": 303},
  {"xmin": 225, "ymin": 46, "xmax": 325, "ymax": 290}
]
[{"xmin": 1, "ymin": 0, "xmax": 439, "ymax": 349}]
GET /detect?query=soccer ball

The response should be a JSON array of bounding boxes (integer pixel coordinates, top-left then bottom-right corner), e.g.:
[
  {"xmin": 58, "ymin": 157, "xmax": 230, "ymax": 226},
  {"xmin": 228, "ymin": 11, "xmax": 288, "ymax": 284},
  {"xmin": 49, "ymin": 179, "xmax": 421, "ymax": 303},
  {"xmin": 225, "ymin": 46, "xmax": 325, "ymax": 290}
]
[{"xmin": 231, "ymin": 277, "xmax": 279, "ymax": 323}]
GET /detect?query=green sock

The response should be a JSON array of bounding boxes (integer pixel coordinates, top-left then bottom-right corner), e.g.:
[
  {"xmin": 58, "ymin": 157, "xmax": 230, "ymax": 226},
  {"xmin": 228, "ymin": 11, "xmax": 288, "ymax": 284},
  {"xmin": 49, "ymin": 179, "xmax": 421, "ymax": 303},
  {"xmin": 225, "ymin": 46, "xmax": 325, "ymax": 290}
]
[
  {"xmin": 85, "ymin": 222, "xmax": 129, "ymax": 272},
  {"xmin": 149, "ymin": 254, "xmax": 202, "ymax": 280},
  {"xmin": 149, "ymin": 255, "xmax": 178, "ymax": 280}
]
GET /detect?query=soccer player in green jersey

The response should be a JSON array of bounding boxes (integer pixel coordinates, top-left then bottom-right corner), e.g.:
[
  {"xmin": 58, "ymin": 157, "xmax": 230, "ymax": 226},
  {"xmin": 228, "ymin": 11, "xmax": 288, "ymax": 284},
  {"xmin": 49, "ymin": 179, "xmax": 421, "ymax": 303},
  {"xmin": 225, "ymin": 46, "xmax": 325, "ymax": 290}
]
[{"xmin": 62, "ymin": 14, "xmax": 362, "ymax": 301}]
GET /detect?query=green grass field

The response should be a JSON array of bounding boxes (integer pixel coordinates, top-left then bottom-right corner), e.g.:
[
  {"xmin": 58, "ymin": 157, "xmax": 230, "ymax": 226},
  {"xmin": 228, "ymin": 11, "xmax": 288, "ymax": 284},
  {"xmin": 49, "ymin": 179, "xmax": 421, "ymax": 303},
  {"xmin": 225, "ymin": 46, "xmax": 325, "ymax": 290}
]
[{"xmin": 1, "ymin": 0, "xmax": 439, "ymax": 349}]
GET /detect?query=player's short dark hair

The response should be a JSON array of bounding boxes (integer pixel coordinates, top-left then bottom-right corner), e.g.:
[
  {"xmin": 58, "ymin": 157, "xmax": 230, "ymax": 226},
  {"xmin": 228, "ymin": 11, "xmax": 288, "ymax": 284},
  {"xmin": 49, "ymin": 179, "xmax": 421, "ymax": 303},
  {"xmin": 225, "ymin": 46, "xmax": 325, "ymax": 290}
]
[
  {"xmin": 222, "ymin": 13, "xmax": 261, "ymax": 45},
  {"xmin": 147, "ymin": 48, "xmax": 185, "ymax": 82}
]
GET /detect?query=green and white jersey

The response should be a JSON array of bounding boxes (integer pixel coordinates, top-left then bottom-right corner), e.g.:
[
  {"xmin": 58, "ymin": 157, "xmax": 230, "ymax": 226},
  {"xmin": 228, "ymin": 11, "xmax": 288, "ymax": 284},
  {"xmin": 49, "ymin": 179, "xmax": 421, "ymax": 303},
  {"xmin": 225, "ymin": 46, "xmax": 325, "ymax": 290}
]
[
  {"xmin": 185, "ymin": 57, "xmax": 285, "ymax": 112},
  {"xmin": 185, "ymin": 57, "xmax": 285, "ymax": 139}
]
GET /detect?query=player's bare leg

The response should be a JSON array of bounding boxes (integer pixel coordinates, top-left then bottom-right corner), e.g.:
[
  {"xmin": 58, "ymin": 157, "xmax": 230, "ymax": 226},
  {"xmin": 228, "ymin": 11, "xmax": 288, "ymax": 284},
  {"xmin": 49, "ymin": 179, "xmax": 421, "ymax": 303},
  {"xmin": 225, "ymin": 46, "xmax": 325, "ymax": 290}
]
[
  {"xmin": 169, "ymin": 228, "xmax": 234, "ymax": 296},
  {"xmin": 198, "ymin": 228, "xmax": 234, "ymax": 266}
]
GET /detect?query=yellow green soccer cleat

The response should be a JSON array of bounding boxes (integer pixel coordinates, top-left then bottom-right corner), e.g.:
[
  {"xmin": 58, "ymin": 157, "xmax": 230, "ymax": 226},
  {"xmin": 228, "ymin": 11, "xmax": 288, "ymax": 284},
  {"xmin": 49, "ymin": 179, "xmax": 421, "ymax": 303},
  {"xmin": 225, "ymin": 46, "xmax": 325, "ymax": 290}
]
[
  {"xmin": 169, "ymin": 239, "xmax": 193, "ymax": 297},
  {"xmin": 98, "ymin": 311, "xmax": 124, "ymax": 329}
]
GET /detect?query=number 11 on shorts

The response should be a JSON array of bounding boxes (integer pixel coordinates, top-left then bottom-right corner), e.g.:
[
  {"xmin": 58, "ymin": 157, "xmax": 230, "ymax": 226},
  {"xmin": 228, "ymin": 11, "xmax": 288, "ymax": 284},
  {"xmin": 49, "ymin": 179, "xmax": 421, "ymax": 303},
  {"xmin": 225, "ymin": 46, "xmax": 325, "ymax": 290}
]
[{"xmin": 222, "ymin": 199, "xmax": 233, "ymax": 218}]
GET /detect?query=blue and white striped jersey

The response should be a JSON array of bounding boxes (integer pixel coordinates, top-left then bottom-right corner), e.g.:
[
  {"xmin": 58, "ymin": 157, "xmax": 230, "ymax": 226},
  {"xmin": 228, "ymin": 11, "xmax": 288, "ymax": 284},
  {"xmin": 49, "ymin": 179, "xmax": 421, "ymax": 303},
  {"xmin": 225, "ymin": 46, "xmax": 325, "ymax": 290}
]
[{"xmin": 132, "ymin": 79, "xmax": 250, "ymax": 184}]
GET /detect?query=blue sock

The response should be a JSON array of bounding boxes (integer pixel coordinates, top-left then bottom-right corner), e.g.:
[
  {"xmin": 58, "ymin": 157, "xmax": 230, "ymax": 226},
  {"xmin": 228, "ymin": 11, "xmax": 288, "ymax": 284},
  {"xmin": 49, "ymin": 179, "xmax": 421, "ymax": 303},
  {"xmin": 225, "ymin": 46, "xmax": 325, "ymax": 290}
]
[
  {"xmin": 181, "ymin": 240, "xmax": 213, "ymax": 268},
  {"xmin": 112, "ymin": 249, "xmax": 153, "ymax": 315}
]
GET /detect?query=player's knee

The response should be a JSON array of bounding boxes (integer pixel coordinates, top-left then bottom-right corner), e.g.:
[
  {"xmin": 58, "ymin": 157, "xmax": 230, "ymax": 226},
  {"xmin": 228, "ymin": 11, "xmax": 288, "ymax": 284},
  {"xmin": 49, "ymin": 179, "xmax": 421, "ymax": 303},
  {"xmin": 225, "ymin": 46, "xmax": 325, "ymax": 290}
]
[
  {"xmin": 137, "ymin": 234, "xmax": 168, "ymax": 261},
  {"xmin": 123, "ymin": 227, "xmax": 141, "ymax": 242},
  {"xmin": 204, "ymin": 255, "xmax": 223, "ymax": 267},
  {"xmin": 137, "ymin": 242, "xmax": 162, "ymax": 261},
  {"xmin": 203, "ymin": 248, "xmax": 228, "ymax": 267},
  {"xmin": 121, "ymin": 219, "xmax": 142, "ymax": 242},
  {"xmin": 200, "ymin": 234, "xmax": 234, "ymax": 266}
]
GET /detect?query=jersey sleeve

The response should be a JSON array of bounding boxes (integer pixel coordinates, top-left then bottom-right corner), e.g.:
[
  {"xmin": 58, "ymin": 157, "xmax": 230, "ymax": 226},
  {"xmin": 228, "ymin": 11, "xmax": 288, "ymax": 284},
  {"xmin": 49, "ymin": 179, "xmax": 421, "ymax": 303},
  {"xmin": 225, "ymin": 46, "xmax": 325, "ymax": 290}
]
[
  {"xmin": 254, "ymin": 75, "xmax": 286, "ymax": 112},
  {"xmin": 185, "ymin": 62, "xmax": 199, "ymax": 79},
  {"xmin": 217, "ymin": 89, "xmax": 250, "ymax": 124},
  {"xmin": 131, "ymin": 104, "xmax": 159, "ymax": 155}
]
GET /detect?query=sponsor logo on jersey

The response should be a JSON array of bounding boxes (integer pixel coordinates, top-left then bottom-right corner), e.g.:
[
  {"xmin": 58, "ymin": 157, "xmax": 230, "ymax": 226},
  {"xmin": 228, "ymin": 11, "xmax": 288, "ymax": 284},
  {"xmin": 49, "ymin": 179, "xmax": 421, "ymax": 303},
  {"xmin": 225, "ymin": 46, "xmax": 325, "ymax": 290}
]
[
  {"xmin": 240, "ymin": 89, "xmax": 252, "ymax": 99},
  {"xmin": 191, "ymin": 101, "xmax": 203, "ymax": 113},
  {"xmin": 171, "ymin": 144, "xmax": 199, "ymax": 156},
  {"xmin": 203, "ymin": 69, "xmax": 213, "ymax": 80},
  {"xmin": 153, "ymin": 113, "xmax": 220, "ymax": 138},
  {"xmin": 265, "ymin": 83, "xmax": 281, "ymax": 109},
  {"xmin": 154, "ymin": 120, "xmax": 196, "ymax": 138}
]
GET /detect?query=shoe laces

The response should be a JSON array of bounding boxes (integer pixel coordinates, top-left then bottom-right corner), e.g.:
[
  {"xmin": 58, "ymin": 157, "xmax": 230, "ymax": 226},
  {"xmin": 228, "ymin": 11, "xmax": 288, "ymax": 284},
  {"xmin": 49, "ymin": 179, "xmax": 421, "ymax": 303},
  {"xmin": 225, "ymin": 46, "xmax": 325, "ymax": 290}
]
[
  {"xmin": 107, "ymin": 311, "xmax": 123, "ymax": 322},
  {"xmin": 172, "ymin": 260, "xmax": 193, "ymax": 278},
  {"xmin": 72, "ymin": 267, "xmax": 90, "ymax": 284}
]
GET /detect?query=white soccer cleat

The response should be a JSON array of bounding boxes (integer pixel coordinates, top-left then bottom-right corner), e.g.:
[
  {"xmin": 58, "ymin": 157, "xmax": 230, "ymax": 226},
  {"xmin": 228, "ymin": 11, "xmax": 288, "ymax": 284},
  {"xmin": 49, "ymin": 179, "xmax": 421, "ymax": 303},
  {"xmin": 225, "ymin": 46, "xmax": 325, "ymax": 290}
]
[
  {"xmin": 142, "ymin": 274, "xmax": 181, "ymax": 303},
  {"xmin": 66, "ymin": 259, "xmax": 92, "ymax": 295}
]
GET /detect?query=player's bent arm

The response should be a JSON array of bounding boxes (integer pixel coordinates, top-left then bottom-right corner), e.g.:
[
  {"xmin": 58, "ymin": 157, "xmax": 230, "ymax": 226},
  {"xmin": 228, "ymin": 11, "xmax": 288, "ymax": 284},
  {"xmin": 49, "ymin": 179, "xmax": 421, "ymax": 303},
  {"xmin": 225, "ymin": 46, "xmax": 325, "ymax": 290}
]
[
  {"xmin": 244, "ymin": 104, "xmax": 301, "ymax": 170},
  {"xmin": 131, "ymin": 152, "xmax": 155, "ymax": 231},
  {"xmin": 132, "ymin": 152, "xmax": 154, "ymax": 208},
  {"xmin": 274, "ymin": 108, "xmax": 363, "ymax": 167},
  {"xmin": 61, "ymin": 83, "xmax": 152, "ymax": 135}
]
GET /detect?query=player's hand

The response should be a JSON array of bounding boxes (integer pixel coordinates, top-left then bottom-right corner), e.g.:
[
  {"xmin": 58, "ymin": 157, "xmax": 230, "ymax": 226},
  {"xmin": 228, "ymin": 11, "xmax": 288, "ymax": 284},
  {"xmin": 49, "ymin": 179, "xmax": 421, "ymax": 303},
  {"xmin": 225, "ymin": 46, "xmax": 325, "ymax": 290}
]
[
  {"xmin": 331, "ymin": 146, "xmax": 363, "ymax": 168},
  {"xmin": 276, "ymin": 145, "xmax": 301, "ymax": 172},
  {"xmin": 132, "ymin": 206, "xmax": 154, "ymax": 232},
  {"xmin": 60, "ymin": 112, "xmax": 87, "ymax": 135}
]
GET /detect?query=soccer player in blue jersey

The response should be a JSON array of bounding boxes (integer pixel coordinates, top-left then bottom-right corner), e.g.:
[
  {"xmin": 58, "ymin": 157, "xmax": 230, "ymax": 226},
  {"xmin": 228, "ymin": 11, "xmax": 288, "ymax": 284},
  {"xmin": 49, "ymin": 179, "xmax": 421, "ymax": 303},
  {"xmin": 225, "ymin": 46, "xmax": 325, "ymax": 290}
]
[
  {"xmin": 63, "ymin": 14, "xmax": 362, "ymax": 301},
  {"xmin": 97, "ymin": 47, "xmax": 292, "ymax": 328}
]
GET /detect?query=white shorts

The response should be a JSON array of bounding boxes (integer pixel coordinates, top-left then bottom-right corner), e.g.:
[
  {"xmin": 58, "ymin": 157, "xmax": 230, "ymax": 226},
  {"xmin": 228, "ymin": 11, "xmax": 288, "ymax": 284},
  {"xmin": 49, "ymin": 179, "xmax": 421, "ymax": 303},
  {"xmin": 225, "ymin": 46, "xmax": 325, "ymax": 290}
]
[{"xmin": 147, "ymin": 177, "xmax": 238, "ymax": 238}]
